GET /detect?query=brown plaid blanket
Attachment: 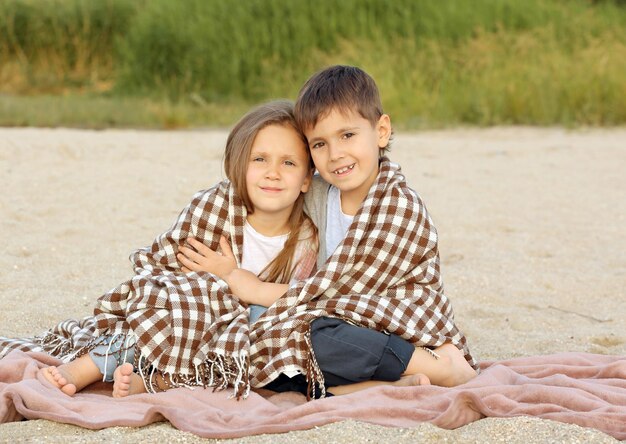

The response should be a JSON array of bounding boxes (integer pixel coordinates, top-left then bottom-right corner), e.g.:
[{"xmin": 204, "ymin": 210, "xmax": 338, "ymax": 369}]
[{"xmin": 0, "ymin": 158, "xmax": 477, "ymax": 398}]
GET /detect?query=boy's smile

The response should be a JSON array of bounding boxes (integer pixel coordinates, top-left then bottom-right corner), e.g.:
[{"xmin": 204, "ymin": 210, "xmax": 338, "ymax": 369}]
[
  {"xmin": 305, "ymin": 108, "xmax": 391, "ymax": 215},
  {"xmin": 333, "ymin": 163, "xmax": 355, "ymax": 176}
]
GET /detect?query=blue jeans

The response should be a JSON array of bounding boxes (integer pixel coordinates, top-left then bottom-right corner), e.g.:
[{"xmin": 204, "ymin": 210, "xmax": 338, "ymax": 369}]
[
  {"xmin": 88, "ymin": 335, "xmax": 136, "ymax": 382},
  {"xmin": 249, "ymin": 304, "xmax": 267, "ymax": 324}
]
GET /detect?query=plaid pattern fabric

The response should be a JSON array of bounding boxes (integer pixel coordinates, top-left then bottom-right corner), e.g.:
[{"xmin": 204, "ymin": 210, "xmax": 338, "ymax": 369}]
[
  {"xmin": 247, "ymin": 158, "xmax": 478, "ymax": 392},
  {"xmin": 92, "ymin": 180, "xmax": 317, "ymax": 394},
  {"xmin": 0, "ymin": 180, "xmax": 317, "ymax": 396},
  {"xmin": 0, "ymin": 317, "xmax": 96, "ymax": 362},
  {"xmin": 0, "ymin": 159, "xmax": 477, "ymax": 397}
]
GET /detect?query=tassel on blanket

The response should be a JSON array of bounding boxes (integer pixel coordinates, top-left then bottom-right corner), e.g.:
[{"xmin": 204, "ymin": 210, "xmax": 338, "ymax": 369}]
[
  {"xmin": 304, "ymin": 329, "xmax": 326, "ymax": 400},
  {"xmin": 0, "ymin": 317, "xmax": 100, "ymax": 362},
  {"xmin": 135, "ymin": 351, "xmax": 251, "ymax": 399},
  {"xmin": 34, "ymin": 330, "xmax": 99, "ymax": 364},
  {"xmin": 421, "ymin": 346, "xmax": 441, "ymax": 360},
  {"xmin": 33, "ymin": 332, "xmax": 74, "ymax": 358}
]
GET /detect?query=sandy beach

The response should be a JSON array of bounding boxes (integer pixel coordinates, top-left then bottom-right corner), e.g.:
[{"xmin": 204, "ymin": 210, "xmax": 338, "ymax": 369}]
[{"xmin": 0, "ymin": 127, "xmax": 624, "ymax": 442}]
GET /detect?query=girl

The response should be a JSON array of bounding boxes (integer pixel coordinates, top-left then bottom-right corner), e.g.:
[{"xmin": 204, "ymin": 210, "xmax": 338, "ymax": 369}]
[{"xmin": 39, "ymin": 100, "xmax": 318, "ymax": 397}]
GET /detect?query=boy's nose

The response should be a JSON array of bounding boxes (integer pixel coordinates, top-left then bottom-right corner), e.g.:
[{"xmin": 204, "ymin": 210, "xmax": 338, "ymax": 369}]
[{"xmin": 328, "ymin": 143, "xmax": 345, "ymax": 161}]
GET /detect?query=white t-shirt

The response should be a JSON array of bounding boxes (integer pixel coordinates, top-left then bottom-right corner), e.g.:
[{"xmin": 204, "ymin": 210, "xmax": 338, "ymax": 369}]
[
  {"xmin": 242, "ymin": 221, "xmax": 297, "ymax": 327},
  {"xmin": 241, "ymin": 222, "xmax": 289, "ymax": 276},
  {"xmin": 241, "ymin": 221, "xmax": 300, "ymax": 377},
  {"xmin": 325, "ymin": 185, "xmax": 354, "ymax": 259}
]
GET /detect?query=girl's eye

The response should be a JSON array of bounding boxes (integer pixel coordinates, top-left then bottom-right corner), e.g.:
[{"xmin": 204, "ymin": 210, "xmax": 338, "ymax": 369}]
[
  {"xmin": 284, "ymin": 160, "xmax": 296, "ymax": 166},
  {"xmin": 252, "ymin": 157, "xmax": 264, "ymax": 162}
]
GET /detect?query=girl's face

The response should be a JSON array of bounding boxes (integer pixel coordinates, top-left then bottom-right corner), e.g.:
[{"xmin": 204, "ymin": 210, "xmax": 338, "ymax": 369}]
[{"xmin": 245, "ymin": 124, "xmax": 311, "ymax": 221}]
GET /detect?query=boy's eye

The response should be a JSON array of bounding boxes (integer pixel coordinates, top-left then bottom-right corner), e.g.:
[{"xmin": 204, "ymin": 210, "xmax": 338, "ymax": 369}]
[
  {"xmin": 310, "ymin": 141, "xmax": 324, "ymax": 150},
  {"xmin": 342, "ymin": 132, "xmax": 355, "ymax": 139}
]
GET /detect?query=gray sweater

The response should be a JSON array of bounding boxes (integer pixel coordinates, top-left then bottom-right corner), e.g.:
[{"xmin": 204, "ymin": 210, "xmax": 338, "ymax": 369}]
[{"xmin": 303, "ymin": 174, "xmax": 331, "ymax": 269}]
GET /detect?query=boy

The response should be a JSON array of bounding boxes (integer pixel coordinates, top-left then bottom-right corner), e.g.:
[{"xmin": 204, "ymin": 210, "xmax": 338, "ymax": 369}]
[{"xmin": 290, "ymin": 65, "xmax": 478, "ymax": 395}]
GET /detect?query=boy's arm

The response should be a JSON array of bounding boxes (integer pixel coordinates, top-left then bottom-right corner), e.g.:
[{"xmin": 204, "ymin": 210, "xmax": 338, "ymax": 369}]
[{"xmin": 223, "ymin": 268, "xmax": 288, "ymax": 307}]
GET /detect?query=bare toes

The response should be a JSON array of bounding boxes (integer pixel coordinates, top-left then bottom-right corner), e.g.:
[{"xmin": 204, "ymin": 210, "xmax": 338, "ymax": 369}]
[
  {"xmin": 60, "ymin": 382, "xmax": 77, "ymax": 396},
  {"xmin": 39, "ymin": 366, "xmax": 77, "ymax": 396},
  {"xmin": 415, "ymin": 373, "xmax": 431, "ymax": 386},
  {"xmin": 113, "ymin": 363, "xmax": 137, "ymax": 398},
  {"xmin": 40, "ymin": 367, "xmax": 60, "ymax": 388}
]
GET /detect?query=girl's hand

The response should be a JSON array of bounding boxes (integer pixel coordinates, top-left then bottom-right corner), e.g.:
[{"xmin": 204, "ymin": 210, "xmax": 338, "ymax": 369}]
[{"xmin": 177, "ymin": 236, "xmax": 236, "ymax": 280}]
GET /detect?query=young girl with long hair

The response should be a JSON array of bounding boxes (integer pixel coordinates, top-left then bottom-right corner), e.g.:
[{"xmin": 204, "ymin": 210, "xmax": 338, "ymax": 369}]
[{"xmin": 38, "ymin": 100, "xmax": 318, "ymax": 397}]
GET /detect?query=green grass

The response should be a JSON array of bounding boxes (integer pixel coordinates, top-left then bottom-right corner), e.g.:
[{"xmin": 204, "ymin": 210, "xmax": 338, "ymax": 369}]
[
  {"xmin": 0, "ymin": 95, "xmax": 249, "ymax": 129},
  {"xmin": 1, "ymin": 0, "xmax": 625, "ymax": 128}
]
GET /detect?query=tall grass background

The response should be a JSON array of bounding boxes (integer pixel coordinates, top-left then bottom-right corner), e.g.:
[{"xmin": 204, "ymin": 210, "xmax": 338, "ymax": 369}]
[{"xmin": 1, "ymin": 0, "xmax": 625, "ymax": 128}]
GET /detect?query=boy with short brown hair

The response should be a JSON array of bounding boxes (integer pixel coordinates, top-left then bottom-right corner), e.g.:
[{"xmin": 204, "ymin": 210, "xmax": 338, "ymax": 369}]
[{"xmin": 292, "ymin": 65, "xmax": 478, "ymax": 394}]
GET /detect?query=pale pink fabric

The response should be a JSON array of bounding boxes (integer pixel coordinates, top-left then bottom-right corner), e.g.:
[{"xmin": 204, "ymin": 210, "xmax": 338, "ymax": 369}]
[{"xmin": 1, "ymin": 351, "xmax": 624, "ymax": 439}]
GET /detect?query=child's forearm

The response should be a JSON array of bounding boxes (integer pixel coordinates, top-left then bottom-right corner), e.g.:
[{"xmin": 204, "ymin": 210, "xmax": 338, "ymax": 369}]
[
  {"xmin": 223, "ymin": 268, "xmax": 288, "ymax": 307},
  {"xmin": 253, "ymin": 282, "xmax": 289, "ymax": 307}
]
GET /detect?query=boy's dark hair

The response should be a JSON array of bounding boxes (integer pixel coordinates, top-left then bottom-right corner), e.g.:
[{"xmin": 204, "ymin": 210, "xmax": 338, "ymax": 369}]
[{"xmin": 295, "ymin": 65, "xmax": 391, "ymax": 152}]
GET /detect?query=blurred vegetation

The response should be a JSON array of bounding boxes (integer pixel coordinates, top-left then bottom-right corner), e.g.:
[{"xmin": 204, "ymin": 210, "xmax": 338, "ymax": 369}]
[{"xmin": 1, "ymin": 0, "xmax": 625, "ymax": 128}]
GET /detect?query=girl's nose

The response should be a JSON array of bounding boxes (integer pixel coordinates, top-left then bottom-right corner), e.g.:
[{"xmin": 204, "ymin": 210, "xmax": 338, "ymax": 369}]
[{"xmin": 265, "ymin": 163, "xmax": 280, "ymax": 179}]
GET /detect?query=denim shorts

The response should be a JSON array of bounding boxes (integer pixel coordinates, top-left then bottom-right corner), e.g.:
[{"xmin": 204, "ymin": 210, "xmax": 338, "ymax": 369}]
[
  {"xmin": 249, "ymin": 304, "xmax": 267, "ymax": 324},
  {"xmin": 88, "ymin": 335, "xmax": 136, "ymax": 382},
  {"xmin": 263, "ymin": 316, "xmax": 415, "ymax": 395}
]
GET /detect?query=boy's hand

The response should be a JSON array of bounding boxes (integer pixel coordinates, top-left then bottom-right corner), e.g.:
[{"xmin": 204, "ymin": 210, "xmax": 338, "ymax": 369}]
[{"xmin": 177, "ymin": 236, "xmax": 236, "ymax": 280}]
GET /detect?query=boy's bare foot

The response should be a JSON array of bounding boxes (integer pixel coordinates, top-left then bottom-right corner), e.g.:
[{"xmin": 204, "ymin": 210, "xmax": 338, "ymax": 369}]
[
  {"xmin": 393, "ymin": 373, "xmax": 431, "ymax": 387},
  {"xmin": 40, "ymin": 366, "xmax": 77, "ymax": 396},
  {"xmin": 112, "ymin": 363, "xmax": 147, "ymax": 397},
  {"xmin": 403, "ymin": 343, "xmax": 478, "ymax": 388},
  {"xmin": 328, "ymin": 372, "xmax": 430, "ymax": 396},
  {"xmin": 433, "ymin": 343, "xmax": 478, "ymax": 387}
]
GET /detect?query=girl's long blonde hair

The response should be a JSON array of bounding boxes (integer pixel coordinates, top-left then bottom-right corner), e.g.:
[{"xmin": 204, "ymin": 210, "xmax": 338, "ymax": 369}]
[{"xmin": 223, "ymin": 100, "xmax": 317, "ymax": 284}]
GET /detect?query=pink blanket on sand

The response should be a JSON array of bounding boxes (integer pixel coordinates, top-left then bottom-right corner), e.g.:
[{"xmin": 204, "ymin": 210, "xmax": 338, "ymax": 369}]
[{"xmin": 1, "ymin": 351, "xmax": 624, "ymax": 439}]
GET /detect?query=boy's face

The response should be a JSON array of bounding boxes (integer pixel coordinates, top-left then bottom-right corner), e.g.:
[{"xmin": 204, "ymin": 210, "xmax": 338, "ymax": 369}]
[{"xmin": 304, "ymin": 108, "xmax": 391, "ymax": 214}]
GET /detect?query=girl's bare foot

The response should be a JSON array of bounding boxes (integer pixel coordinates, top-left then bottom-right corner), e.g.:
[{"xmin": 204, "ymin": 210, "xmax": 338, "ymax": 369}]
[
  {"xmin": 38, "ymin": 354, "xmax": 103, "ymax": 396},
  {"xmin": 112, "ymin": 363, "xmax": 147, "ymax": 398},
  {"xmin": 40, "ymin": 366, "xmax": 77, "ymax": 396}
]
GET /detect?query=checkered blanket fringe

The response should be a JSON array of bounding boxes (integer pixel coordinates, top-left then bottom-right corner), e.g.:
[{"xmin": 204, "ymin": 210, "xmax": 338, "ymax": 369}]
[
  {"xmin": 0, "ymin": 317, "xmax": 97, "ymax": 364},
  {"xmin": 0, "ymin": 158, "xmax": 477, "ymax": 399}
]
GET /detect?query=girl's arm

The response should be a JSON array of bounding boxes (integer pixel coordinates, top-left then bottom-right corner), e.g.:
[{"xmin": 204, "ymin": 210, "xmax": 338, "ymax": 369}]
[
  {"xmin": 177, "ymin": 236, "xmax": 288, "ymax": 306},
  {"xmin": 223, "ymin": 268, "xmax": 288, "ymax": 307}
]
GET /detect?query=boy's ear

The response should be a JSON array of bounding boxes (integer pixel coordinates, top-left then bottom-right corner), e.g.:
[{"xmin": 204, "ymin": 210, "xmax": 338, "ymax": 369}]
[{"xmin": 376, "ymin": 114, "xmax": 392, "ymax": 148}]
